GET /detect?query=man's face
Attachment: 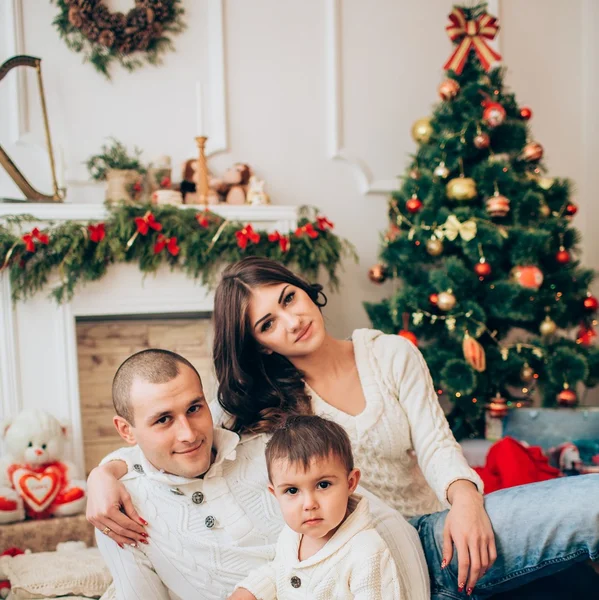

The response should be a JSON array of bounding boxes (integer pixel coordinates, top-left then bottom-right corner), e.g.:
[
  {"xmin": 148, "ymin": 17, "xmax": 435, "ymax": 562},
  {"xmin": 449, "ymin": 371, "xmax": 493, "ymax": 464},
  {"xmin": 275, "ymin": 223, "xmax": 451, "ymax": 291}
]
[{"xmin": 115, "ymin": 364, "xmax": 214, "ymax": 478}]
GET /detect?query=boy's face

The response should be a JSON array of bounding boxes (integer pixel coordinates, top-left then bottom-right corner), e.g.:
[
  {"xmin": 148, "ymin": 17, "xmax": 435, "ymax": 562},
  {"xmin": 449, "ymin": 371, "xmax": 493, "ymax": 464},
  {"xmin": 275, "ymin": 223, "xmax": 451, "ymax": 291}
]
[
  {"xmin": 268, "ymin": 453, "xmax": 360, "ymax": 541},
  {"xmin": 114, "ymin": 364, "xmax": 214, "ymax": 478}
]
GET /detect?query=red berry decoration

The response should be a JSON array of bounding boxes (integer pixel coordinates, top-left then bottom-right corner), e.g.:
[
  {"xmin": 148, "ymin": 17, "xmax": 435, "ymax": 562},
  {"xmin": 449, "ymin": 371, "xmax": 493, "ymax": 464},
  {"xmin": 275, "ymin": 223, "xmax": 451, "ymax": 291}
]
[
  {"xmin": 429, "ymin": 293, "xmax": 439, "ymax": 306},
  {"xmin": 577, "ymin": 324, "xmax": 597, "ymax": 346},
  {"xmin": 406, "ymin": 195, "xmax": 423, "ymax": 213},
  {"xmin": 474, "ymin": 260, "xmax": 492, "ymax": 279},
  {"xmin": 555, "ymin": 248, "xmax": 571, "ymax": 264},
  {"xmin": 565, "ymin": 203, "xmax": 578, "ymax": 217},
  {"xmin": 398, "ymin": 330, "xmax": 418, "ymax": 346},
  {"xmin": 520, "ymin": 107, "xmax": 533, "ymax": 120},
  {"xmin": 583, "ymin": 295, "xmax": 599, "ymax": 312}
]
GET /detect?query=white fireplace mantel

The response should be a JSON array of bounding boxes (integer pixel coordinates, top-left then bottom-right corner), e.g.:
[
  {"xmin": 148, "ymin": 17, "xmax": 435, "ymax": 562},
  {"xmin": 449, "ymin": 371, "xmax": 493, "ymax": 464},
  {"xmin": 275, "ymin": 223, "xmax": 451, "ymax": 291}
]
[{"xmin": 0, "ymin": 202, "xmax": 299, "ymax": 474}]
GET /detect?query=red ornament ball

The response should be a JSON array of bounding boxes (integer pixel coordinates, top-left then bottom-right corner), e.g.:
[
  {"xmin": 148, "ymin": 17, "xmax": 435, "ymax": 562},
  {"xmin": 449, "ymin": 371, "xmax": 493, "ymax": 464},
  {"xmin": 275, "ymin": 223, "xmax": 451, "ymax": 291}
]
[
  {"xmin": 368, "ymin": 264, "xmax": 387, "ymax": 284},
  {"xmin": 406, "ymin": 196, "xmax": 423, "ymax": 213},
  {"xmin": 583, "ymin": 295, "xmax": 599, "ymax": 312},
  {"xmin": 556, "ymin": 249, "xmax": 571, "ymax": 264},
  {"xmin": 557, "ymin": 388, "xmax": 578, "ymax": 407},
  {"xmin": 577, "ymin": 324, "xmax": 597, "ymax": 346},
  {"xmin": 521, "ymin": 142, "xmax": 544, "ymax": 162},
  {"xmin": 511, "ymin": 265, "xmax": 544, "ymax": 289},
  {"xmin": 520, "ymin": 107, "xmax": 533, "ymax": 120},
  {"xmin": 482, "ymin": 102, "xmax": 506, "ymax": 127},
  {"xmin": 438, "ymin": 79, "xmax": 460, "ymax": 101},
  {"xmin": 398, "ymin": 330, "xmax": 418, "ymax": 346},
  {"xmin": 473, "ymin": 132, "xmax": 491, "ymax": 149},
  {"xmin": 429, "ymin": 293, "xmax": 439, "ymax": 306},
  {"xmin": 488, "ymin": 393, "xmax": 509, "ymax": 418},
  {"xmin": 474, "ymin": 260, "xmax": 492, "ymax": 278},
  {"xmin": 565, "ymin": 203, "xmax": 578, "ymax": 217}
]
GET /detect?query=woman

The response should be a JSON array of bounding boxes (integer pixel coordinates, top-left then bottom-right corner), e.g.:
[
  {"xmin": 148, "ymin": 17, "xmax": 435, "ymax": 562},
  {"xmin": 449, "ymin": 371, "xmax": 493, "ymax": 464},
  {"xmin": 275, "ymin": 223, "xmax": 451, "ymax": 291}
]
[{"xmin": 89, "ymin": 257, "xmax": 599, "ymax": 599}]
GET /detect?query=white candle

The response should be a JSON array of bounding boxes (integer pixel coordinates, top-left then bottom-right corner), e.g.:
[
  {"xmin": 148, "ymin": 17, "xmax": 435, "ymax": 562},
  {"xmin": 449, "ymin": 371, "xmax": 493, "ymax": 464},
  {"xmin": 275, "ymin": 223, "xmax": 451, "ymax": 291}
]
[{"xmin": 195, "ymin": 82, "xmax": 205, "ymax": 137}]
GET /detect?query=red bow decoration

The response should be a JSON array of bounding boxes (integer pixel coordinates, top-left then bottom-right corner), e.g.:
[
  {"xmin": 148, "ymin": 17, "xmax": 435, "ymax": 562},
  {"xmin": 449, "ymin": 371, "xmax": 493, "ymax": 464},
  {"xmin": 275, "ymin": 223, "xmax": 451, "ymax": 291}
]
[
  {"xmin": 235, "ymin": 224, "xmax": 260, "ymax": 249},
  {"xmin": 134, "ymin": 212, "xmax": 162, "ymax": 235},
  {"xmin": 268, "ymin": 231, "xmax": 290, "ymax": 252},
  {"xmin": 87, "ymin": 223, "xmax": 106, "ymax": 243},
  {"xmin": 196, "ymin": 211, "xmax": 210, "ymax": 228},
  {"xmin": 22, "ymin": 228, "xmax": 49, "ymax": 252},
  {"xmin": 316, "ymin": 216, "xmax": 334, "ymax": 231},
  {"xmin": 295, "ymin": 223, "xmax": 318, "ymax": 239},
  {"xmin": 153, "ymin": 234, "xmax": 180, "ymax": 256},
  {"xmin": 443, "ymin": 8, "xmax": 501, "ymax": 75}
]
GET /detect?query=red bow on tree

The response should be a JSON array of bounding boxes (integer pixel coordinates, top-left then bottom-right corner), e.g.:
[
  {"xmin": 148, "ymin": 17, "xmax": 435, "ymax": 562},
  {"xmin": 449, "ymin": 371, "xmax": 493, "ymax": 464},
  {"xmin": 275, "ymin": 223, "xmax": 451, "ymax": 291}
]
[
  {"xmin": 153, "ymin": 234, "xmax": 180, "ymax": 256},
  {"xmin": 316, "ymin": 216, "xmax": 334, "ymax": 231},
  {"xmin": 134, "ymin": 212, "xmax": 162, "ymax": 235},
  {"xmin": 22, "ymin": 228, "xmax": 49, "ymax": 252},
  {"xmin": 443, "ymin": 7, "xmax": 501, "ymax": 75},
  {"xmin": 268, "ymin": 231, "xmax": 290, "ymax": 252},
  {"xmin": 87, "ymin": 223, "xmax": 106, "ymax": 243},
  {"xmin": 235, "ymin": 224, "xmax": 260, "ymax": 249},
  {"xmin": 196, "ymin": 211, "xmax": 210, "ymax": 228},
  {"xmin": 295, "ymin": 223, "xmax": 318, "ymax": 239}
]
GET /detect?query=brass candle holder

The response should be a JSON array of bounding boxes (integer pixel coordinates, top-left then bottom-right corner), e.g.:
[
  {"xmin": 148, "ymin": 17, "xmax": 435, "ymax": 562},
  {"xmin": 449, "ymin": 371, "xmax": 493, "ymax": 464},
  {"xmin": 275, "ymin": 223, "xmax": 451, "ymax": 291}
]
[{"xmin": 194, "ymin": 136, "xmax": 210, "ymax": 207}]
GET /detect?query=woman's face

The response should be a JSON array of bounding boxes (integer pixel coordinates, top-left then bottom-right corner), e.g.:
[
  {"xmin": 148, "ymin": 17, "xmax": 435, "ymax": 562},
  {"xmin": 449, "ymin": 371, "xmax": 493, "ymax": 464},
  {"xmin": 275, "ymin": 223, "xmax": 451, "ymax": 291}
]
[{"xmin": 248, "ymin": 283, "xmax": 325, "ymax": 358}]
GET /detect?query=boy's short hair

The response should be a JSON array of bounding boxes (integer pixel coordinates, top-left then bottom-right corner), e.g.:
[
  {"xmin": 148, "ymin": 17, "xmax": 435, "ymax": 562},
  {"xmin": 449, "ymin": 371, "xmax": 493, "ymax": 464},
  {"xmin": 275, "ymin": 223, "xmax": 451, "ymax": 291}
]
[
  {"xmin": 112, "ymin": 349, "xmax": 201, "ymax": 425},
  {"xmin": 265, "ymin": 415, "xmax": 354, "ymax": 482}
]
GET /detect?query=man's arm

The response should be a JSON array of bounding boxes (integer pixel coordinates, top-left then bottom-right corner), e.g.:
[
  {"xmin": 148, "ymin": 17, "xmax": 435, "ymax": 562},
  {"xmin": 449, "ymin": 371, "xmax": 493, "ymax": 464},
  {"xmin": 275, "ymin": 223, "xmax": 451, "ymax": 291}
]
[{"xmin": 95, "ymin": 529, "xmax": 169, "ymax": 600}]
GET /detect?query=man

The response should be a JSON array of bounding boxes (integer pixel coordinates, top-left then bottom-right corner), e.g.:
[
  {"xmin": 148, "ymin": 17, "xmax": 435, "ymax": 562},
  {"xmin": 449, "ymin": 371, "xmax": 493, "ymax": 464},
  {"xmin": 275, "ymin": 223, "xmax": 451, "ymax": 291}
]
[{"xmin": 91, "ymin": 349, "xmax": 429, "ymax": 599}]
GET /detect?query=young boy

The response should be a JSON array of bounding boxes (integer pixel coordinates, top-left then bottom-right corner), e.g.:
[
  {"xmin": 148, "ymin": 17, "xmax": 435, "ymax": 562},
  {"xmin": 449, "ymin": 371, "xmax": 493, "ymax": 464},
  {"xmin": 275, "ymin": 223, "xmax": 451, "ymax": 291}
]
[{"xmin": 230, "ymin": 415, "xmax": 402, "ymax": 599}]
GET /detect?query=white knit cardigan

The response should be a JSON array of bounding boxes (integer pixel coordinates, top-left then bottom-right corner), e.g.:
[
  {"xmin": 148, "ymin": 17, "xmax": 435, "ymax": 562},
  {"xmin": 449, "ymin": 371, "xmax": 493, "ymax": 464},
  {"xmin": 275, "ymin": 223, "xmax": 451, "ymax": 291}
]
[{"xmin": 237, "ymin": 495, "xmax": 402, "ymax": 599}]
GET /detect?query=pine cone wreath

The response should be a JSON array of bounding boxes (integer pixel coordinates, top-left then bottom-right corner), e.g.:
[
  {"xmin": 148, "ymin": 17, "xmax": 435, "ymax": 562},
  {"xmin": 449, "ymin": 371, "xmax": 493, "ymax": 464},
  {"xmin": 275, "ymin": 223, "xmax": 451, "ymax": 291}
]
[
  {"xmin": 82, "ymin": 23, "xmax": 100, "ymax": 41},
  {"xmin": 93, "ymin": 4, "xmax": 112, "ymax": 29},
  {"xmin": 118, "ymin": 39, "xmax": 134, "ymax": 55},
  {"xmin": 151, "ymin": 22, "xmax": 163, "ymax": 37},
  {"xmin": 98, "ymin": 29, "xmax": 115, "ymax": 47}
]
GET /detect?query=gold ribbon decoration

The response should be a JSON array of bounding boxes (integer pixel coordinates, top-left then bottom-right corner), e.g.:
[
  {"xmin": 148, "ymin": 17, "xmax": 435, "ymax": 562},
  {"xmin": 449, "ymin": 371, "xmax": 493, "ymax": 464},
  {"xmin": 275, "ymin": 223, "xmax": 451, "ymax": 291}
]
[
  {"xmin": 443, "ymin": 8, "xmax": 501, "ymax": 75},
  {"xmin": 439, "ymin": 215, "xmax": 477, "ymax": 242}
]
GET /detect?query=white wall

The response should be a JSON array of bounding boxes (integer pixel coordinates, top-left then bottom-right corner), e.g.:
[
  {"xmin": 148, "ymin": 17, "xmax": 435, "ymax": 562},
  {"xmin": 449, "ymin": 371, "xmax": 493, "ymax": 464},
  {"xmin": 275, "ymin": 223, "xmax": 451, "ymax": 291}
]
[{"xmin": 2, "ymin": 0, "xmax": 597, "ymax": 345}]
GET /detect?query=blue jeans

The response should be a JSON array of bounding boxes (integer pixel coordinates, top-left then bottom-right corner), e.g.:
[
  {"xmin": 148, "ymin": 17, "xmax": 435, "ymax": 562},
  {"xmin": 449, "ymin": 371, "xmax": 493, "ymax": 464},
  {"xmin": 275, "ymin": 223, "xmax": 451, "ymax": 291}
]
[{"xmin": 409, "ymin": 475, "xmax": 599, "ymax": 599}]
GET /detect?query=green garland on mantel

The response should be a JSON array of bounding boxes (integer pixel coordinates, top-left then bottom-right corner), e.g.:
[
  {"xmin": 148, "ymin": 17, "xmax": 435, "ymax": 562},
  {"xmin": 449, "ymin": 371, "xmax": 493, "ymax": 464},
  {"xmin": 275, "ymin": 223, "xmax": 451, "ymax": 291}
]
[{"xmin": 0, "ymin": 204, "xmax": 356, "ymax": 303}]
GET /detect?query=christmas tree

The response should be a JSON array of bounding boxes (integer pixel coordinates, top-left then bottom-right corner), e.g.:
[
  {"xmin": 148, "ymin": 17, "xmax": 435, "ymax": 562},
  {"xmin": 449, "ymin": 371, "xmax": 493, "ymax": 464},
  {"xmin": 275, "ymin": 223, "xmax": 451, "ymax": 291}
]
[{"xmin": 365, "ymin": 3, "xmax": 599, "ymax": 439}]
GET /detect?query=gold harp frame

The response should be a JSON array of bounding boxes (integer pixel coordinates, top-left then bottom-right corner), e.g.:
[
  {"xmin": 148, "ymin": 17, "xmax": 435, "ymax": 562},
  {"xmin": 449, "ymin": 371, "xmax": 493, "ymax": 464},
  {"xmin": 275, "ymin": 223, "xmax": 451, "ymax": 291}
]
[{"xmin": 0, "ymin": 55, "xmax": 64, "ymax": 202}]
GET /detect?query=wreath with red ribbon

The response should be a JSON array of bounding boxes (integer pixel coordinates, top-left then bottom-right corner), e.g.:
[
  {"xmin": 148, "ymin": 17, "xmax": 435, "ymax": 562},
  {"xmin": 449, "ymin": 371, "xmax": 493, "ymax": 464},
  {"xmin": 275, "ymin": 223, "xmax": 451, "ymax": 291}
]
[{"xmin": 51, "ymin": 0, "xmax": 185, "ymax": 79}]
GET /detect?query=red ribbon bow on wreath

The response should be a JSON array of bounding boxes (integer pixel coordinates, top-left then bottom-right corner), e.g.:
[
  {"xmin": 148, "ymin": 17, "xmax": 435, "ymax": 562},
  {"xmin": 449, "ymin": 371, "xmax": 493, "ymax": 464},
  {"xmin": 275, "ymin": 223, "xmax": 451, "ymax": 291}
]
[
  {"xmin": 316, "ymin": 216, "xmax": 334, "ymax": 231},
  {"xmin": 22, "ymin": 228, "xmax": 49, "ymax": 252},
  {"xmin": 235, "ymin": 224, "xmax": 260, "ymax": 249},
  {"xmin": 268, "ymin": 231, "xmax": 290, "ymax": 252},
  {"xmin": 134, "ymin": 212, "xmax": 162, "ymax": 235},
  {"xmin": 295, "ymin": 223, "xmax": 318, "ymax": 239},
  {"xmin": 443, "ymin": 7, "xmax": 501, "ymax": 75},
  {"xmin": 87, "ymin": 223, "xmax": 106, "ymax": 243},
  {"xmin": 196, "ymin": 211, "xmax": 210, "ymax": 228},
  {"xmin": 153, "ymin": 234, "xmax": 180, "ymax": 256}
]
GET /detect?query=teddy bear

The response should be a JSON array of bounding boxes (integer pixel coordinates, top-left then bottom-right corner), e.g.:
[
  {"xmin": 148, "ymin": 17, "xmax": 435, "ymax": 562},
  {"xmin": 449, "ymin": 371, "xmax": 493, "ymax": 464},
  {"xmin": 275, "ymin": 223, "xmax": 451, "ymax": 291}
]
[{"xmin": 0, "ymin": 410, "xmax": 86, "ymax": 524}]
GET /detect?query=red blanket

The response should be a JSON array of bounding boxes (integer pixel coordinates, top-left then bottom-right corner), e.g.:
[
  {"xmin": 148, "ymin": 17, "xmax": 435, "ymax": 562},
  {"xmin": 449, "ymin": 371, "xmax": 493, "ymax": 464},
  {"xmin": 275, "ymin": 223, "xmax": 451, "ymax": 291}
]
[{"xmin": 473, "ymin": 436, "xmax": 561, "ymax": 494}]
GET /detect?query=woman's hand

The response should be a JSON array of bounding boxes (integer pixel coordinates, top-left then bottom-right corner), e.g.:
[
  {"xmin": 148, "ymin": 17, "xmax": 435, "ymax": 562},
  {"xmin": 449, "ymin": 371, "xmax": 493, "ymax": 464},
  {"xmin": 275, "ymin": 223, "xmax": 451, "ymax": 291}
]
[
  {"xmin": 86, "ymin": 461, "xmax": 148, "ymax": 548},
  {"xmin": 443, "ymin": 480, "xmax": 497, "ymax": 596}
]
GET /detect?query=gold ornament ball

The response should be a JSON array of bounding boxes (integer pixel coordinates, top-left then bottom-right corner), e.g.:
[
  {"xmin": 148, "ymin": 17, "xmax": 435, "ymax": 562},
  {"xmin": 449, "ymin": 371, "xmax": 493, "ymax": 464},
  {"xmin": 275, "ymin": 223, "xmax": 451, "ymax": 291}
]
[
  {"xmin": 426, "ymin": 238, "xmax": 444, "ymax": 256},
  {"xmin": 411, "ymin": 118, "xmax": 433, "ymax": 144},
  {"xmin": 446, "ymin": 177, "xmax": 477, "ymax": 201},
  {"xmin": 438, "ymin": 79, "xmax": 460, "ymax": 101},
  {"xmin": 434, "ymin": 161, "xmax": 450, "ymax": 179},
  {"xmin": 539, "ymin": 203, "xmax": 551, "ymax": 218},
  {"xmin": 539, "ymin": 316, "xmax": 557, "ymax": 336},
  {"xmin": 486, "ymin": 193, "xmax": 511, "ymax": 217},
  {"xmin": 368, "ymin": 264, "xmax": 388, "ymax": 284},
  {"xmin": 520, "ymin": 364, "xmax": 535, "ymax": 382},
  {"xmin": 437, "ymin": 291, "xmax": 457, "ymax": 311}
]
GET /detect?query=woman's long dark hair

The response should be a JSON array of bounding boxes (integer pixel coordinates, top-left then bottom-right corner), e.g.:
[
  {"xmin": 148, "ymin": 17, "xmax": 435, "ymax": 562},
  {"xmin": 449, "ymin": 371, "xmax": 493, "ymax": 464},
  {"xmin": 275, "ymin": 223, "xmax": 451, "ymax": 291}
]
[{"xmin": 212, "ymin": 257, "xmax": 327, "ymax": 435}]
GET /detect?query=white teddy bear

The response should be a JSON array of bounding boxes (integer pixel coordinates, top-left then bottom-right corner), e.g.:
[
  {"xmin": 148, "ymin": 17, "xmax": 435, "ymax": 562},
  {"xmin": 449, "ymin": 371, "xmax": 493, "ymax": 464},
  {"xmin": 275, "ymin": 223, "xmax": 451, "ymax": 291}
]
[{"xmin": 0, "ymin": 410, "xmax": 86, "ymax": 524}]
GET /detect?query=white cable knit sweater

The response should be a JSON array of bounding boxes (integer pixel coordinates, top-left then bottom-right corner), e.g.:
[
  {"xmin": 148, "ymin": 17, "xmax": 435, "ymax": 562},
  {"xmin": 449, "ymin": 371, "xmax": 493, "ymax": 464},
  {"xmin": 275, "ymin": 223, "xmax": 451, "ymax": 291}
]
[
  {"xmin": 237, "ymin": 495, "xmax": 402, "ymax": 599},
  {"xmin": 308, "ymin": 329, "xmax": 483, "ymax": 518},
  {"xmin": 96, "ymin": 429, "xmax": 429, "ymax": 600}
]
